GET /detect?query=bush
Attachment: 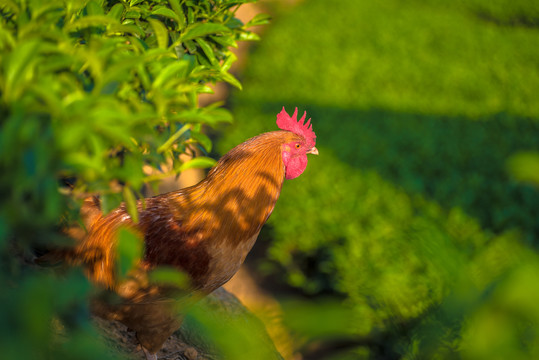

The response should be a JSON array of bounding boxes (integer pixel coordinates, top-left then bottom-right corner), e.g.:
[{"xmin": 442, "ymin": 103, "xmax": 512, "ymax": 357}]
[{"xmin": 0, "ymin": 0, "xmax": 264, "ymax": 358}]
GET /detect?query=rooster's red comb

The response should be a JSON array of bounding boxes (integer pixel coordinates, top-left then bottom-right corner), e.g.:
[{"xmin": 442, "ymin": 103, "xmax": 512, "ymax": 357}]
[{"xmin": 276, "ymin": 107, "xmax": 316, "ymax": 148}]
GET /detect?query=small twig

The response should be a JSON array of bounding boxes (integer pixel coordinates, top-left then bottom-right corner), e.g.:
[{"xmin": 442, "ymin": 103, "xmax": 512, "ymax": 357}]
[{"xmin": 158, "ymin": 124, "xmax": 191, "ymax": 153}]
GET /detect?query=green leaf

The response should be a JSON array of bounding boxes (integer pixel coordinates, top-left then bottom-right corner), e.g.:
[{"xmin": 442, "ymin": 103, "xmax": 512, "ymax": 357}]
[
  {"xmin": 0, "ymin": 24, "xmax": 17, "ymax": 50},
  {"xmin": 149, "ymin": 266, "xmax": 189, "ymax": 288},
  {"xmin": 168, "ymin": 0, "xmax": 186, "ymax": 29},
  {"xmin": 179, "ymin": 156, "xmax": 216, "ymax": 172},
  {"xmin": 157, "ymin": 123, "xmax": 191, "ymax": 153},
  {"xmin": 183, "ymin": 39, "xmax": 197, "ymax": 53},
  {"xmin": 151, "ymin": 7, "xmax": 181, "ymax": 24},
  {"xmin": 86, "ymin": 0, "xmax": 104, "ymax": 16},
  {"xmin": 195, "ymin": 37, "xmax": 218, "ymax": 66},
  {"xmin": 64, "ymin": 15, "xmax": 119, "ymax": 31},
  {"xmin": 246, "ymin": 13, "xmax": 271, "ymax": 27},
  {"xmin": 123, "ymin": 186, "xmax": 139, "ymax": 223},
  {"xmin": 221, "ymin": 52, "xmax": 237, "ymax": 72},
  {"xmin": 190, "ymin": 130, "xmax": 213, "ymax": 152},
  {"xmin": 237, "ymin": 31, "xmax": 260, "ymax": 41},
  {"xmin": 179, "ymin": 22, "xmax": 230, "ymax": 42},
  {"xmin": 186, "ymin": 6, "xmax": 194, "ymax": 24},
  {"xmin": 116, "ymin": 227, "xmax": 143, "ymax": 280},
  {"xmin": 170, "ymin": 107, "xmax": 234, "ymax": 126},
  {"xmin": 107, "ymin": 23, "xmax": 145, "ymax": 37},
  {"xmin": 219, "ymin": 70, "xmax": 242, "ymax": 89},
  {"xmin": 167, "ymin": 107, "xmax": 233, "ymax": 126},
  {"xmin": 225, "ymin": 17, "xmax": 244, "ymax": 30},
  {"xmin": 125, "ymin": 10, "xmax": 141, "ymax": 19},
  {"xmin": 197, "ymin": 85, "xmax": 214, "ymax": 94},
  {"xmin": 107, "ymin": 3, "xmax": 125, "ymax": 21},
  {"xmin": 101, "ymin": 193, "xmax": 123, "ymax": 215},
  {"xmin": 168, "ymin": 110, "xmax": 211, "ymax": 123},
  {"xmin": 210, "ymin": 34, "xmax": 238, "ymax": 49},
  {"xmin": 0, "ymin": 0, "xmax": 19, "ymax": 16},
  {"xmin": 125, "ymin": 36, "xmax": 147, "ymax": 53},
  {"xmin": 152, "ymin": 60, "xmax": 189, "ymax": 89},
  {"xmin": 207, "ymin": 107, "xmax": 234, "ymax": 124},
  {"xmin": 4, "ymin": 40, "xmax": 40, "ymax": 102},
  {"xmin": 148, "ymin": 18, "xmax": 169, "ymax": 49}
]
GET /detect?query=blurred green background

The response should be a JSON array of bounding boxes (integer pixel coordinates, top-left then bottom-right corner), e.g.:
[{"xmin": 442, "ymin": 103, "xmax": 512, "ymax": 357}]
[
  {"xmin": 218, "ymin": 0, "xmax": 539, "ymax": 358},
  {"xmin": 1, "ymin": 0, "xmax": 539, "ymax": 358}
]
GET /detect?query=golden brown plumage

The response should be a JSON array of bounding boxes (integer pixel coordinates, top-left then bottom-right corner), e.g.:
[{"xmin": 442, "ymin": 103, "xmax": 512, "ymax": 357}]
[{"xmin": 70, "ymin": 109, "xmax": 318, "ymax": 359}]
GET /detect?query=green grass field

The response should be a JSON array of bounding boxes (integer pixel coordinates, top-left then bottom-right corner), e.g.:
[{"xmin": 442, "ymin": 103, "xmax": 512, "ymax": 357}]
[{"xmin": 219, "ymin": 0, "xmax": 539, "ymax": 357}]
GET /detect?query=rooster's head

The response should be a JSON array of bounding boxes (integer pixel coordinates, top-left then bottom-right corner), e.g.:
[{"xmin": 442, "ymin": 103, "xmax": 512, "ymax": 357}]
[{"xmin": 276, "ymin": 107, "xmax": 318, "ymax": 179}]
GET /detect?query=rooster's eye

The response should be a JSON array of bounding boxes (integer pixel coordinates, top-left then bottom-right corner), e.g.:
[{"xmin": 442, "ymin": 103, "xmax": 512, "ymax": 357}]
[{"xmin": 295, "ymin": 143, "xmax": 301, "ymax": 149}]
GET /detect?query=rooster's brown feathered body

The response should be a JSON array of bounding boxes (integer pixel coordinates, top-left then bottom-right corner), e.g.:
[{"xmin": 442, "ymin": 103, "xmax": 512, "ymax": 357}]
[{"xmin": 71, "ymin": 108, "xmax": 318, "ymax": 359}]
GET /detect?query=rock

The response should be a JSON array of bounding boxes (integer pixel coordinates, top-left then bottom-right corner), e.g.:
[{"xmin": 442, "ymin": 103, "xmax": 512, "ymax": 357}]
[{"xmin": 93, "ymin": 287, "xmax": 283, "ymax": 360}]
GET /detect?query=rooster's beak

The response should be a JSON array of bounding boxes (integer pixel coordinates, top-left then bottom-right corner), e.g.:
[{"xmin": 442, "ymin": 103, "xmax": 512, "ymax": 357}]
[{"xmin": 307, "ymin": 147, "xmax": 319, "ymax": 155}]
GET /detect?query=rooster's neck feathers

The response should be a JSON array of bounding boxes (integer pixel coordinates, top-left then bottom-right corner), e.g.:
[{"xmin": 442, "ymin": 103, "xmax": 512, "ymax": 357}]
[
  {"xmin": 172, "ymin": 131, "xmax": 291, "ymax": 229},
  {"xmin": 156, "ymin": 131, "xmax": 298, "ymax": 249}
]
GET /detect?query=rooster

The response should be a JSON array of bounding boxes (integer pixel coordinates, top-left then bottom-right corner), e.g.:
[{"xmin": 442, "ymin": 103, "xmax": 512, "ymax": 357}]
[{"xmin": 69, "ymin": 107, "xmax": 317, "ymax": 359}]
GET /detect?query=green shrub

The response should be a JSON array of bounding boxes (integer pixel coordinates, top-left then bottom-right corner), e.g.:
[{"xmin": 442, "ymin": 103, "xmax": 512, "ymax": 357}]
[{"xmin": 0, "ymin": 0, "xmax": 264, "ymax": 358}]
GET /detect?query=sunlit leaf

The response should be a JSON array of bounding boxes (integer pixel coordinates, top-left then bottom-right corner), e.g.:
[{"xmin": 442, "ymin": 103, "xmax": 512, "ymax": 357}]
[
  {"xmin": 149, "ymin": 266, "xmax": 190, "ymax": 288},
  {"xmin": 237, "ymin": 31, "xmax": 260, "ymax": 41},
  {"xmin": 179, "ymin": 156, "xmax": 216, "ymax": 172},
  {"xmin": 246, "ymin": 13, "xmax": 271, "ymax": 27},
  {"xmin": 64, "ymin": 15, "xmax": 119, "ymax": 31},
  {"xmin": 221, "ymin": 52, "xmax": 237, "ymax": 72},
  {"xmin": 225, "ymin": 17, "xmax": 243, "ymax": 30},
  {"xmin": 151, "ymin": 7, "xmax": 181, "ymax": 24},
  {"xmin": 179, "ymin": 22, "xmax": 230, "ymax": 42},
  {"xmin": 125, "ymin": 10, "xmax": 141, "ymax": 20},
  {"xmin": 106, "ymin": 23, "xmax": 145, "ymax": 36},
  {"xmin": 107, "ymin": 3, "xmax": 124, "ymax": 20},
  {"xmin": 195, "ymin": 37, "xmax": 218, "ymax": 66},
  {"xmin": 157, "ymin": 123, "xmax": 191, "ymax": 153},
  {"xmin": 148, "ymin": 18, "xmax": 169, "ymax": 49},
  {"xmin": 152, "ymin": 60, "xmax": 189, "ymax": 89},
  {"xmin": 0, "ymin": 0, "xmax": 20, "ymax": 15},
  {"xmin": 122, "ymin": 186, "xmax": 139, "ymax": 223},
  {"xmin": 4, "ymin": 40, "xmax": 40, "ymax": 102},
  {"xmin": 168, "ymin": 0, "xmax": 186, "ymax": 29},
  {"xmin": 190, "ymin": 129, "xmax": 213, "ymax": 152},
  {"xmin": 0, "ymin": 24, "xmax": 17, "ymax": 51},
  {"xmin": 85, "ymin": 0, "xmax": 104, "ymax": 16},
  {"xmin": 219, "ymin": 70, "xmax": 242, "ymax": 89},
  {"xmin": 101, "ymin": 193, "xmax": 123, "ymax": 215},
  {"xmin": 210, "ymin": 34, "xmax": 237, "ymax": 49}
]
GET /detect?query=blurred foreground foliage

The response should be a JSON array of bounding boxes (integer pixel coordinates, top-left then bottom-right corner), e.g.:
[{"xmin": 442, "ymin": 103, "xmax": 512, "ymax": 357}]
[
  {"xmin": 219, "ymin": 0, "xmax": 539, "ymax": 358},
  {"xmin": 0, "ymin": 0, "xmax": 267, "ymax": 358}
]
